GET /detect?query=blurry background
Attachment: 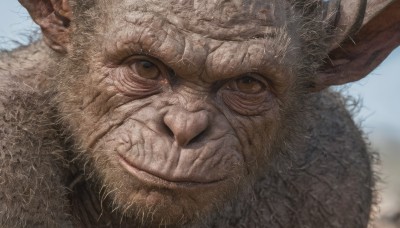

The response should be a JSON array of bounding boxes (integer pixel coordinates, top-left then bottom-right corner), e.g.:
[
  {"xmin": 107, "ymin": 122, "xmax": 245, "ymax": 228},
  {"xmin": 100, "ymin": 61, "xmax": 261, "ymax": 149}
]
[{"xmin": 1, "ymin": 1, "xmax": 399, "ymax": 227}]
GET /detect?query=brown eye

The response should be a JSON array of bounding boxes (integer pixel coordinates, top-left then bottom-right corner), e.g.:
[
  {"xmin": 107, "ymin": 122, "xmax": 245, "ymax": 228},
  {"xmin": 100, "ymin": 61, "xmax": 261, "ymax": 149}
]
[
  {"xmin": 130, "ymin": 60, "xmax": 161, "ymax": 79},
  {"xmin": 220, "ymin": 75, "xmax": 274, "ymax": 115},
  {"xmin": 229, "ymin": 76, "xmax": 265, "ymax": 94}
]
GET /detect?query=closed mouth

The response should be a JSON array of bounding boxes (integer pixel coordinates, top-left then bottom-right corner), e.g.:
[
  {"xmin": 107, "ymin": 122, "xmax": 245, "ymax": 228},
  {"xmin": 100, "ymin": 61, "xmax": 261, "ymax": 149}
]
[{"xmin": 118, "ymin": 154, "xmax": 225, "ymax": 189}]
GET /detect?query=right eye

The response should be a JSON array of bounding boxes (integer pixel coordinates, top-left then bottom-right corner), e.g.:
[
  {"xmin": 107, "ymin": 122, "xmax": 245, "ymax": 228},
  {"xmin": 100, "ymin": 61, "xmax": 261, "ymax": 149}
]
[
  {"xmin": 129, "ymin": 60, "xmax": 161, "ymax": 80},
  {"xmin": 112, "ymin": 56, "xmax": 169, "ymax": 98}
]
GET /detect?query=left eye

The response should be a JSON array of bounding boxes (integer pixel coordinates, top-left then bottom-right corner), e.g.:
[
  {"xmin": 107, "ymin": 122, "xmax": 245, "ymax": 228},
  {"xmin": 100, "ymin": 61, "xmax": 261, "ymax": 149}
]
[
  {"xmin": 130, "ymin": 60, "xmax": 161, "ymax": 80},
  {"xmin": 227, "ymin": 76, "xmax": 266, "ymax": 94}
]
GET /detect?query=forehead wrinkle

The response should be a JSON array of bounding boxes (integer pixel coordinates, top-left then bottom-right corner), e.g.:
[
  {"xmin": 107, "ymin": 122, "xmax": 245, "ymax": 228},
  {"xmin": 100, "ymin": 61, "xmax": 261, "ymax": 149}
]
[
  {"xmin": 103, "ymin": 0, "xmax": 287, "ymax": 41},
  {"xmin": 103, "ymin": 13, "xmax": 184, "ymax": 63}
]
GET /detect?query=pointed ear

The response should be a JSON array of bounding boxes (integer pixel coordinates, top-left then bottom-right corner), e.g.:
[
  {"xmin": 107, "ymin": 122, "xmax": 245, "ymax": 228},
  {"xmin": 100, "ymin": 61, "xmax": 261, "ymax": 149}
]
[
  {"xmin": 19, "ymin": 0, "xmax": 72, "ymax": 53},
  {"xmin": 312, "ymin": 0, "xmax": 400, "ymax": 91}
]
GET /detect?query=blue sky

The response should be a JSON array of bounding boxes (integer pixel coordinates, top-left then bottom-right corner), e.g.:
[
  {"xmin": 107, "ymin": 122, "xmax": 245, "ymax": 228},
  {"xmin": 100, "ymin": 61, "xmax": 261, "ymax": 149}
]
[{"xmin": 1, "ymin": 0, "xmax": 399, "ymax": 141}]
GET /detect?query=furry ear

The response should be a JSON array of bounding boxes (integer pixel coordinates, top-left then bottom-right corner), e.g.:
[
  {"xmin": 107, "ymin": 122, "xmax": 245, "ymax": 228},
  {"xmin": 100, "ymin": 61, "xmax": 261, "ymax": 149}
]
[
  {"xmin": 312, "ymin": 0, "xmax": 400, "ymax": 91},
  {"xmin": 19, "ymin": 0, "xmax": 72, "ymax": 53}
]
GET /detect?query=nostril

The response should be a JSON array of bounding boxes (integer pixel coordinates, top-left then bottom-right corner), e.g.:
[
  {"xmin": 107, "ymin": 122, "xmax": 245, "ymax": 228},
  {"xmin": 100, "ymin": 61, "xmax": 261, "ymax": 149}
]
[
  {"xmin": 163, "ymin": 109, "xmax": 210, "ymax": 147},
  {"xmin": 186, "ymin": 126, "xmax": 208, "ymax": 145},
  {"xmin": 163, "ymin": 122, "xmax": 175, "ymax": 139}
]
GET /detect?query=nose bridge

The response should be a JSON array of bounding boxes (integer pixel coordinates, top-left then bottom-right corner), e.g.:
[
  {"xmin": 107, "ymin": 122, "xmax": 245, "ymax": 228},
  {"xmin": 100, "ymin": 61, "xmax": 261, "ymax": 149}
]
[{"xmin": 163, "ymin": 108, "xmax": 210, "ymax": 147}]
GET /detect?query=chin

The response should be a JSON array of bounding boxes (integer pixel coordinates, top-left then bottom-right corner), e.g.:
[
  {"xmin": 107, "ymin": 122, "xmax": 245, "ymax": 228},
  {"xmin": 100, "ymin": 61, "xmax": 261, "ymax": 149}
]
[{"xmin": 91, "ymin": 152, "xmax": 244, "ymax": 226}]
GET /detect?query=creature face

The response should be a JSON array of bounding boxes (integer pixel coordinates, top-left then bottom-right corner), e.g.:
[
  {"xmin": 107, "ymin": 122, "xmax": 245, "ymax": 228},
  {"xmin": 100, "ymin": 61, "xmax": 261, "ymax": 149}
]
[{"xmin": 55, "ymin": 1, "xmax": 303, "ymax": 225}]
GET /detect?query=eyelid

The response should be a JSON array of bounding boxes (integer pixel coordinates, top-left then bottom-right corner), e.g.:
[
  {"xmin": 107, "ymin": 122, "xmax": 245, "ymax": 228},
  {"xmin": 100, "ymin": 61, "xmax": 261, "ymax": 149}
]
[
  {"xmin": 123, "ymin": 55, "xmax": 161, "ymax": 66},
  {"xmin": 224, "ymin": 73, "xmax": 269, "ymax": 90},
  {"xmin": 241, "ymin": 73, "xmax": 269, "ymax": 84},
  {"xmin": 125, "ymin": 55, "xmax": 175, "ymax": 78},
  {"xmin": 105, "ymin": 51, "xmax": 162, "ymax": 68}
]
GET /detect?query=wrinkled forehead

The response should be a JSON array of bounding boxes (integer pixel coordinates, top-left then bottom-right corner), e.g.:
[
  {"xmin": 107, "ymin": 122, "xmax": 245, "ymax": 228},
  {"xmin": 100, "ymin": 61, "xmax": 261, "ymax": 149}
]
[{"xmin": 99, "ymin": 0, "xmax": 287, "ymax": 40}]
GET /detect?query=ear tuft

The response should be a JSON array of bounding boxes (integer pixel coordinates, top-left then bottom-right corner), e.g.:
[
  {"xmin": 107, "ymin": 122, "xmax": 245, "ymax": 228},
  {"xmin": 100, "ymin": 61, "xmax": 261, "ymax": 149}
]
[{"xmin": 19, "ymin": 0, "xmax": 72, "ymax": 53}]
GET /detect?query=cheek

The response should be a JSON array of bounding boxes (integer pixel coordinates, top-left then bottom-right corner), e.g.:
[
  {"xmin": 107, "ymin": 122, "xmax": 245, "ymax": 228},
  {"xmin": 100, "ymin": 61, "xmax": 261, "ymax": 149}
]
[
  {"xmin": 60, "ymin": 70, "xmax": 143, "ymax": 150},
  {"xmin": 223, "ymin": 108, "xmax": 281, "ymax": 165}
]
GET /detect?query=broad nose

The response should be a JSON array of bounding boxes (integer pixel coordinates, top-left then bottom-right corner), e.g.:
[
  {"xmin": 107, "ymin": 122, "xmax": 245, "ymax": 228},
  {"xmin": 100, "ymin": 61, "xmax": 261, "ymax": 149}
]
[{"xmin": 163, "ymin": 109, "xmax": 210, "ymax": 147}]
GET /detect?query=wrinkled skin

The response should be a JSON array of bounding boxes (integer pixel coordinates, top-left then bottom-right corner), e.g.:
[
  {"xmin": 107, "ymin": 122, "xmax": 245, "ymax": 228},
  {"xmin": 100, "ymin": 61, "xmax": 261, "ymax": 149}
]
[
  {"xmin": 58, "ymin": 1, "xmax": 299, "ymax": 225},
  {"xmin": 1, "ymin": 0, "xmax": 399, "ymax": 227}
]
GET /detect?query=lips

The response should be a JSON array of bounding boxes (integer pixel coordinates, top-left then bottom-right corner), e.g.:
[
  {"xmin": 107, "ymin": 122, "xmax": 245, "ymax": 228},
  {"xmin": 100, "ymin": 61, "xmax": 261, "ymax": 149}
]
[{"xmin": 118, "ymin": 154, "xmax": 225, "ymax": 188}]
